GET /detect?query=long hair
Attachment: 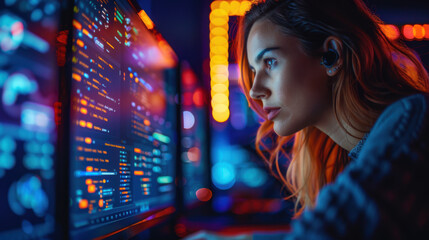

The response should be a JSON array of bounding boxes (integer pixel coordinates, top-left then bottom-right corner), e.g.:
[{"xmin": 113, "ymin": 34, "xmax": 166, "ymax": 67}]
[{"xmin": 235, "ymin": 0, "xmax": 429, "ymax": 217}]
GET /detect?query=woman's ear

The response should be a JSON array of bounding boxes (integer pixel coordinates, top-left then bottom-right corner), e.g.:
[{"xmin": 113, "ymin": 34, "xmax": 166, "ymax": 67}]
[{"xmin": 322, "ymin": 36, "xmax": 343, "ymax": 76}]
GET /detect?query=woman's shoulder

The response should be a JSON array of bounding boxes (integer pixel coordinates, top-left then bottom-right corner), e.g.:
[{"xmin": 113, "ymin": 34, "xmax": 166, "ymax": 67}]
[{"xmin": 361, "ymin": 93, "xmax": 429, "ymax": 160}]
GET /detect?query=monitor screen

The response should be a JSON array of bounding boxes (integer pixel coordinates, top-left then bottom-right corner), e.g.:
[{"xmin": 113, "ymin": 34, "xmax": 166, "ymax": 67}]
[
  {"xmin": 0, "ymin": 0, "xmax": 59, "ymax": 239},
  {"xmin": 66, "ymin": 0, "xmax": 178, "ymax": 238}
]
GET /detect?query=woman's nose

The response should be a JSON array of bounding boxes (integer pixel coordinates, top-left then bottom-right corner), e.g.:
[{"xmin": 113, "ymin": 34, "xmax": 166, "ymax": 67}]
[{"xmin": 249, "ymin": 74, "xmax": 270, "ymax": 100}]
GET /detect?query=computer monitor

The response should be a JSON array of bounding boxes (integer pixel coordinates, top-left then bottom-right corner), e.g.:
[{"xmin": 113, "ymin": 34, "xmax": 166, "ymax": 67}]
[
  {"xmin": 62, "ymin": 0, "xmax": 179, "ymax": 238},
  {"xmin": 0, "ymin": 0, "xmax": 59, "ymax": 239}
]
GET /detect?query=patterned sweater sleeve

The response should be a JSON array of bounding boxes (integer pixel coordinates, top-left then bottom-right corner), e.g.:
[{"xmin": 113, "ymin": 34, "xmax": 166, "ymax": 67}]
[{"xmin": 254, "ymin": 94, "xmax": 429, "ymax": 240}]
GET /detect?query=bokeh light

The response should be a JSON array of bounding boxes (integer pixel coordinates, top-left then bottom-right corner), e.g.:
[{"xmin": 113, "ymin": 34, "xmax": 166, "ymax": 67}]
[
  {"xmin": 196, "ymin": 188, "xmax": 212, "ymax": 202},
  {"xmin": 212, "ymin": 162, "xmax": 236, "ymax": 190},
  {"xmin": 183, "ymin": 111, "xmax": 195, "ymax": 129}
]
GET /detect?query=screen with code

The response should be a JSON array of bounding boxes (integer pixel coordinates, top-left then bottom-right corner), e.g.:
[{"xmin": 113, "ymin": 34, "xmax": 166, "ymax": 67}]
[{"xmin": 67, "ymin": 0, "xmax": 178, "ymax": 238}]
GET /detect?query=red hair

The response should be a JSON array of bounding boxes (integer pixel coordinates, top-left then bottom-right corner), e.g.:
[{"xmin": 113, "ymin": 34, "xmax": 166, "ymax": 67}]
[{"xmin": 235, "ymin": 0, "xmax": 429, "ymax": 217}]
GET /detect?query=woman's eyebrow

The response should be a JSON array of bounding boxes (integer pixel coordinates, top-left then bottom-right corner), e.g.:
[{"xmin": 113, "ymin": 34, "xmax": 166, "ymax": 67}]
[
  {"xmin": 255, "ymin": 47, "xmax": 280, "ymax": 63},
  {"xmin": 248, "ymin": 47, "xmax": 280, "ymax": 69}
]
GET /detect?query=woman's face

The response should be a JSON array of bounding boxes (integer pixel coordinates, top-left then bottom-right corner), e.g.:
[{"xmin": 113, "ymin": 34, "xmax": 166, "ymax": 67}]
[{"xmin": 247, "ymin": 19, "xmax": 332, "ymax": 136}]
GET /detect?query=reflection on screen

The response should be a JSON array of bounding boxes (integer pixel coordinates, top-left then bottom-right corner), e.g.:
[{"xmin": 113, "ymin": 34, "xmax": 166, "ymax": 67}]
[
  {"xmin": 0, "ymin": 0, "xmax": 59, "ymax": 239},
  {"xmin": 69, "ymin": 0, "xmax": 177, "ymax": 238}
]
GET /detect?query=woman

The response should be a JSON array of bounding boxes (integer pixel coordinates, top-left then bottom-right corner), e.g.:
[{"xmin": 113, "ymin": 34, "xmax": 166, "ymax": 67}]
[{"xmin": 186, "ymin": 0, "xmax": 429, "ymax": 239}]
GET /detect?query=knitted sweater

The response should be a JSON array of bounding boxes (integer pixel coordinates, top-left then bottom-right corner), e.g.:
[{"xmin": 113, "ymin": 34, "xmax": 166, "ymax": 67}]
[{"xmin": 254, "ymin": 94, "xmax": 429, "ymax": 240}]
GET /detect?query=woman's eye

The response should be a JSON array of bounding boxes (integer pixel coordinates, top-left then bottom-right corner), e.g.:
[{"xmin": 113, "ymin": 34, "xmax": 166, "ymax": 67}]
[{"xmin": 264, "ymin": 58, "xmax": 277, "ymax": 70}]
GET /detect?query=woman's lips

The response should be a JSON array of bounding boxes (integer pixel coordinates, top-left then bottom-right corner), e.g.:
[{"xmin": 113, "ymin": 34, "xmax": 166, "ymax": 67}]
[{"xmin": 264, "ymin": 107, "xmax": 281, "ymax": 121}]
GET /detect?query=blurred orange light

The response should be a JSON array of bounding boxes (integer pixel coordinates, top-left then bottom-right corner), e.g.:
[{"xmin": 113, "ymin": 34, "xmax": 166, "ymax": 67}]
[
  {"xmin": 193, "ymin": 88, "xmax": 205, "ymax": 107},
  {"xmin": 130, "ymin": 73, "xmax": 133, "ymax": 78},
  {"xmin": 196, "ymin": 188, "xmax": 212, "ymax": 202},
  {"xmin": 79, "ymin": 120, "xmax": 86, "ymax": 127},
  {"xmin": 413, "ymin": 24, "xmax": 425, "ymax": 39},
  {"xmin": 134, "ymin": 170, "xmax": 144, "ymax": 175},
  {"xmin": 403, "ymin": 24, "xmax": 414, "ymax": 40},
  {"xmin": 210, "ymin": 27, "xmax": 228, "ymax": 37},
  {"xmin": 210, "ymin": 1, "xmax": 251, "ymax": 123},
  {"xmin": 144, "ymin": 119, "xmax": 151, "ymax": 126},
  {"xmin": 134, "ymin": 148, "xmax": 141, "ymax": 153},
  {"xmin": 210, "ymin": 0, "xmax": 221, "ymax": 11},
  {"xmin": 86, "ymin": 166, "xmax": 93, "ymax": 172},
  {"xmin": 213, "ymin": 109, "xmax": 230, "ymax": 123},
  {"xmin": 424, "ymin": 24, "xmax": 429, "ymax": 39},
  {"xmin": 80, "ymin": 99, "xmax": 88, "ymax": 106},
  {"xmin": 85, "ymin": 179, "xmax": 92, "ymax": 185},
  {"xmin": 80, "ymin": 107, "xmax": 88, "ymax": 114},
  {"xmin": 72, "ymin": 73, "xmax": 81, "ymax": 82},
  {"xmin": 219, "ymin": 1, "xmax": 230, "ymax": 12},
  {"xmin": 88, "ymin": 184, "xmax": 96, "ymax": 193},
  {"xmin": 73, "ymin": 20, "xmax": 82, "ymax": 30},
  {"xmin": 210, "ymin": 8, "xmax": 228, "ymax": 18},
  {"xmin": 212, "ymin": 93, "xmax": 228, "ymax": 104},
  {"xmin": 86, "ymin": 122, "xmax": 93, "ymax": 129},
  {"xmin": 239, "ymin": 1, "xmax": 252, "ymax": 15},
  {"xmin": 138, "ymin": 10, "xmax": 154, "ymax": 30},
  {"xmin": 98, "ymin": 199, "xmax": 104, "ymax": 208},
  {"xmin": 229, "ymin": 1, "xmax": 240, "ymax": 15},
  {"xmin": 210, "ymin": 17, "xmax": 228, "ymax": 26},
  {"xmin": 380, "ymin": 24, "xmax": 400, "ymax": 40},
  {"xmin": 84, "ymin": 137, "xmax": 92, "ymax": 144},
  {"xmin": 82, "ymin": 28, "xmax": 90, "ymax": 37},
  {"xmin": 211, "ymin": 36, "xmax": 228, "ymax": 46},
  {"xmin": 79, "ymin": 199, "xmax": 88, "ymax": 209},
  {"xmin": 210, "ymin": 45, "xmax": 228, "ymax": 55},
  {"xmin": 76, "ymin": 39, "xmax": 84, "ymax": 47}
]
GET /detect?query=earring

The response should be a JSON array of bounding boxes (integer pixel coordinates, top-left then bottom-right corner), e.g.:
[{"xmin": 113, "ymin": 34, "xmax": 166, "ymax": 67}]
[{"xmin": 328, "ymin": 65, "xmax": 341, "ymax": 75}]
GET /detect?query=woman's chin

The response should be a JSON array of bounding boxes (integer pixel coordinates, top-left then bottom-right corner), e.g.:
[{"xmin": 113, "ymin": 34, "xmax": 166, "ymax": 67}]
[{"xmin": 273, "ymin": 121, "xmax": 301, "ymax": 137}]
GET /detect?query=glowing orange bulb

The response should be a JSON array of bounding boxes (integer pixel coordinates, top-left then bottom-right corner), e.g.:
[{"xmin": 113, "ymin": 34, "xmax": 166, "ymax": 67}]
[
  {"xmin": 98, "ymin": 199, "xmax": 104, "ymax": 208},
  {"xmin": 72, "ymin": 73, "xmax": 82, "ymax": 82},
  {"xmin": 403, "ymin": 24, "xmax": 414, "ymax": 40},
  {"xmin": 76, "ymin": 39, "xmax": 84, "ymax": 47},
  {"xmin": 424, "ymin": 24, "xmax": 429, "ymax": 39},
  {"xmin": 380, "ymin": 24, "xmax": 400, "ymax": 40},
  {"xmin": 84, "ymin": 137, "xmax": 92, "ymax": 144},
  {"xmin": 88, "ymin": 184, "xmax": 96, "ymax": 193},
  {"xmin": 138, "ymin": 10, "xmax": 154, "ymax": 30},
  {"xmin": 79, "ymin": 199, "xmax": 88, "ymax": 209},
  {"xmin": 413, "ymin": 24, "xmax": 425, "ymax": 39},
  {"xmin": 73, "ymin": 20, "xmax": 82, "ymax": 30}
]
